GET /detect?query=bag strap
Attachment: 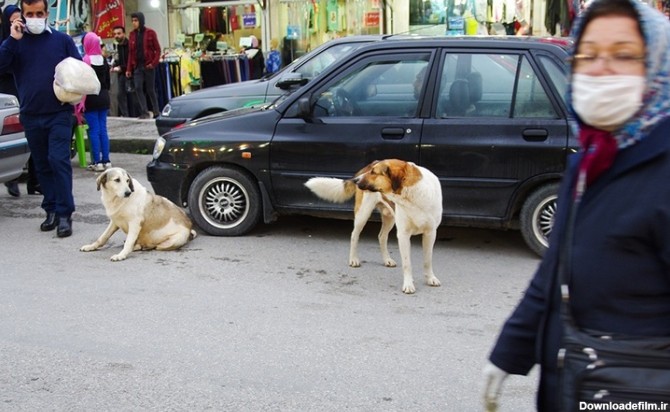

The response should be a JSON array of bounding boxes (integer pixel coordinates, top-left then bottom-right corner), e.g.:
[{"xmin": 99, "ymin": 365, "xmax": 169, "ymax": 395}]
[{"xmin": 558, "ymin": 169, "xmax": 587, "ymax": 328}]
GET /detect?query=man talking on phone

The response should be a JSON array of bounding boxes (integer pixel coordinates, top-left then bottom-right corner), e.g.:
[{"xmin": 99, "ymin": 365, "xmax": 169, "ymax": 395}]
[{"xmin": 0, "ymin": 0, "xmax": 81, "ymax": 238}]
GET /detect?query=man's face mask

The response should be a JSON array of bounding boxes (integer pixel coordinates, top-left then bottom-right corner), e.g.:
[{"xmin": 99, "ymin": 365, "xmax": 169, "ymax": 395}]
[{"xmin": 25, "ymin": 17, "xmax": 47, "ymax": 34}]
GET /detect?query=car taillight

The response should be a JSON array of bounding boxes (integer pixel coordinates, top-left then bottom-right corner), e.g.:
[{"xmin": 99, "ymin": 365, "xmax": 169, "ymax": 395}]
[
  {"xmin": 1, "ymin": 114, "xmax": 23, "ymax": 135},
  {"xmin": 171, "ymin": 121, "xmax": 186, "ymax": 131}
]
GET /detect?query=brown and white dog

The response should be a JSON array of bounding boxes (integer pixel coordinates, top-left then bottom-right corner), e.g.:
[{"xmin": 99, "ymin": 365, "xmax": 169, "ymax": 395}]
[
  {"xmin": 80, "ymin": 167, "xmax": 196, "ymax": 261},
  {"xmin": 305, "ymin": 159, "xmax": 443, "ymax": 294}
]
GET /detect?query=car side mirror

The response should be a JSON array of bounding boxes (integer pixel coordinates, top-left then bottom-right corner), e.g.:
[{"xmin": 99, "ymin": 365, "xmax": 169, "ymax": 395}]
[
  {"xmin": 297, "ymin": 97, "xmax": 312, "ymax": 119},
  {"xmin": 276, "ymin": 74, "xmax": 309, "ymax": 90}
]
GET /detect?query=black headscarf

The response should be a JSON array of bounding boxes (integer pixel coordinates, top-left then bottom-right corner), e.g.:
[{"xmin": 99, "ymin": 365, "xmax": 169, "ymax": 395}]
[{"xmin": 2, "ymin": 5, "xmax": 21, "ymax": 42}]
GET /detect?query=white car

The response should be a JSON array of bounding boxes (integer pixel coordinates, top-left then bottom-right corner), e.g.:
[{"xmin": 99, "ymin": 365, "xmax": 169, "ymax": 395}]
[{"xmin": 0, "ymin": 93, "xmax": 29, "ymax": 184}]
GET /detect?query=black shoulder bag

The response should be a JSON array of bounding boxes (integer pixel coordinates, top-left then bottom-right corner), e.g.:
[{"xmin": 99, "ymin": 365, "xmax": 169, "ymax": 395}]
[{"xmin": 558, "ymin": 172, "xmax": 670, "ymax": 411}]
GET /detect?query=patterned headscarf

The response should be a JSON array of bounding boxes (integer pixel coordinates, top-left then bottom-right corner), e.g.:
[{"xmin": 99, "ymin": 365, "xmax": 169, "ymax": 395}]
[{"xmin": 567, "ymin": 0, "xmax": 670, "ymax": 149}]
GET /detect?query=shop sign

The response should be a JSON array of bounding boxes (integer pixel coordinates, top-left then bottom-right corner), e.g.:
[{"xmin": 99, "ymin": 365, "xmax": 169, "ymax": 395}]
[
  {"xmin": 364, "ymin": 11, "xmax": 380, "ymax": 27},
  {"xmin": 243, "ymin": 13, "xmax": 257, "ymax": 28},
  {"xmin": 92, "ymin": 0, "xmax": 124, "ymax": 39},
  {"xmin": 286, "ymin": 25, "xmax": 301, "ymax": 39}
]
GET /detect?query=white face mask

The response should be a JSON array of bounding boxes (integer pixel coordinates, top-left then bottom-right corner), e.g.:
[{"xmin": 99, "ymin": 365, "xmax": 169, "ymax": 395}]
[
  {"xmin": 25, "ymin": 17, "xmax": 47, "ymax": 34},
  {"xmin": 572, "ymin": 73, "xmax": 645, "ymax": 130}
]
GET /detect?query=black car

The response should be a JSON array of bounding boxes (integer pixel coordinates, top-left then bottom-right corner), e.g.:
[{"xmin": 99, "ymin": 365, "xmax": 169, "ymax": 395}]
[
  {"xmin": 148, "ymin": 36, "xmax": 575, "ymax": 256},
  {"xmin": 155, "ymin": 36, "xmax": 384, "ymax": 135}
]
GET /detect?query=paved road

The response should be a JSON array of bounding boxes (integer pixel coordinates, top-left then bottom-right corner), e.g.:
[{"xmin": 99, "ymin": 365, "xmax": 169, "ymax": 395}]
[{"xmin": 0, "ymin": 154, "xmax": 541, "ymax": 411}]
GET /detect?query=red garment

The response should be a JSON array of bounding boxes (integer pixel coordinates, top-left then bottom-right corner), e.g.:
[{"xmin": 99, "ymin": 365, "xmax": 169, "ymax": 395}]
[
  {"xmin": 126, "ymin": 27, "xmax": 161, "ymax": 74},
  {"xmin": 578, "ymin": 125, "xmax": 618, "ymax": 187}
]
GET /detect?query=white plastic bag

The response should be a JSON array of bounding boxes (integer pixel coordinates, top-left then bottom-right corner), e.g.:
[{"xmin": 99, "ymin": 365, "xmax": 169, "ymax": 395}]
[
  {"xmin": 53, "ymin": 57, "xmax": 100, "ymax": 96},
  {"xmin": 53, "ymin": 80, "xmax": 83, "ymax": 104}
]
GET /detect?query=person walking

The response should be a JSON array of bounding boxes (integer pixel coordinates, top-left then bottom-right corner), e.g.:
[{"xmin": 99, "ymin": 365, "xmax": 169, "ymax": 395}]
[
  {"xmin": 0, "ymin": 3, "xmax": 40, "ymax": 197},
  {"xmin": 126, "ymin": 12, "xmax": 161, "ymax": 119},
  {"xmin": 483, "ymin": 1, "xmax": 670, "ymax": 410},
  {"xmin": 111, "ymin": 25, "xmax": 130, "ymax": 117},
  {"xmin": 0, "ymin": 0, "xmax": 81, "ymax": 237},
  {"xmin": 76, "ymin": 31, "xmax": 111, "ymax": 172}
]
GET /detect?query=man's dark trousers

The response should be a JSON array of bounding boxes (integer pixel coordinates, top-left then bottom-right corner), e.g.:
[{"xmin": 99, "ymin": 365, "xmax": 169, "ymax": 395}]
[{"xmin": 21, "ymin": 111, "xmax": 75, "ymax": 219}]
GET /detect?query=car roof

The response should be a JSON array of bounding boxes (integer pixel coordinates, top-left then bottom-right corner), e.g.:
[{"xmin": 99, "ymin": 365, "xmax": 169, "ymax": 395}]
[{"xmin": 355, "ymin": 34, "xmax": 573, "ymax": 53}]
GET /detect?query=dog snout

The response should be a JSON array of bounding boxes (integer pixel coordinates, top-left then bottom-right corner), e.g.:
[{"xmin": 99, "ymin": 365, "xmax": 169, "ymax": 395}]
[{"xmin": 124, "ymin": 190, "xmax": 132, "ymax": 198}]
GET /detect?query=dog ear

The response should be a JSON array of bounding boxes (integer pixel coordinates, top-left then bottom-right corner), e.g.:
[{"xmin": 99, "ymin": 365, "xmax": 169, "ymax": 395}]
[
  {"xmin": 387, "ymin": 164, "xmax": 404, "ymax": 193},
  {"xmin": 96, "ymin": 170, "xmax": 108, "ymax": 191},
  {"xmin": 127, "ymin": 173, "xmax": 135, "ymax": 193}
]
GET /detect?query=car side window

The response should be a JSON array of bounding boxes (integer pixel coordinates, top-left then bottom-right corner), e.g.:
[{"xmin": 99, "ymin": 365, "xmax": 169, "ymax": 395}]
[
  {"xmin": 313, "ymin": 54, "xmax": 430, "ymax": 118},
  {"xmin": 537, "ymin": 54, "xmax": 568, "ymax": 108},
  {"xmin": 437, "ymin": 53, "xmax": 518, "ymax": 118},
  {"xmin": 513, "ymin": 58, "xmax": 558, "ymax": 118}
]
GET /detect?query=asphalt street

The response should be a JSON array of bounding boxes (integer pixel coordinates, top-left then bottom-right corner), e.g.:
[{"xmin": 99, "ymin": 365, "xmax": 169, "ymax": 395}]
[{"xmin": 0, "ymin": 153, "xmax": 542, "ymax": 411}]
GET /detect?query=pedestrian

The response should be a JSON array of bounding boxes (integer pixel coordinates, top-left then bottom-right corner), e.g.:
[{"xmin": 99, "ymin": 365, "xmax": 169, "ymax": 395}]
[
  {"xmin": 244, "ymin": 35, "xmax": 264, "ymax": 80},
  {"xmin": 111, "ymin": 25, "xmax": 130, "ymax": 117},
  {"xmin": 0, "ymin": 3, "xmax": 40, "ymax": 198},
  {"xmin": 482, "ymin": 1, "xmax": 670, "ymax": 410},
  {"xmin": 126, "ymin": 12, "xmax": 161, "ymax": 119},
  {"xmin": 0, "ymin": 0, "xmax": 81, "ymax": 237},
  {"xmin": 76, "ymin": 31, "xmax": 111, "ymax": 172}
]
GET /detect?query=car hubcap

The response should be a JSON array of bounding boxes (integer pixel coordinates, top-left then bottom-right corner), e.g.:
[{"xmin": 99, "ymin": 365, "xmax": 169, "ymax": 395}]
[
  {"xmin": 201, "ymin": 178, "xmax": 249, "ymax": 229},
  {"xmin": 533, "ymin": 196, "xmax": 557, "ymax": 249}
]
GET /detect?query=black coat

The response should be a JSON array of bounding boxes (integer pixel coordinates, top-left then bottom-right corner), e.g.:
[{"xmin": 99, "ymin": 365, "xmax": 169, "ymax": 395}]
[
  {"xmin": 85, "ymin": 60, "xmax": 110, "ymax": 111},
  {"xmin": 489, "ymin": 117, "xmax": 670, "ymax": 411},
  {"xmin": 113, "ymin": 38, "xmax": 129, "ymax": 72}
]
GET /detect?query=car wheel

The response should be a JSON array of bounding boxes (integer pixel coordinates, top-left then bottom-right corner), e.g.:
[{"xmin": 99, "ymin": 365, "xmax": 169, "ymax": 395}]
[
  {"xmin": 188, "ymin": 166, "xmax": 261, "ymax": 236},
  {"xmin": 520, "ymin": 183, "xmax": 559, "ymax": 257}
]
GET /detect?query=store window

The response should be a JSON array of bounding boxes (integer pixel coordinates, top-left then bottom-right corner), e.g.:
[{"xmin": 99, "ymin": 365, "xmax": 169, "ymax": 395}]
[
  {"xmin": 277, "ymin": 0, "xmax": 383, "ymax": 65},
  {"xmin": 409, "ymin": 0, "xmax": 448, "ymax": 35}
]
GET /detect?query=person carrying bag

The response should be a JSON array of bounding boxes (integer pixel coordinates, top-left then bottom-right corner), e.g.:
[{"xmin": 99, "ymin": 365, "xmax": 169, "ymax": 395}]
[
  {"xmin": 483, "ymin": 1, "xmax": 670, "ymax": 410},
  {"xmin": 557, "ymin": 170, "xmax": 670, "ymax": 410}
]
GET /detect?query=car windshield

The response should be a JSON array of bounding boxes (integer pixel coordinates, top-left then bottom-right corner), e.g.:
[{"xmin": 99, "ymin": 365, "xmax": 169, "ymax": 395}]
[{"xmin": 293, "ymin": 42, "xmax": 370, "ymax": 80}]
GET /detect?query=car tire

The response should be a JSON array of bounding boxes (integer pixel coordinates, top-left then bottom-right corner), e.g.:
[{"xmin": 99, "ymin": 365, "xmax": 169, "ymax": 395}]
[
  {"xmin": 187, "ymin": 166, "xmax": 262, "ymax": 236},
  {"xmin": 520, "ymin": 183, "xmax": 559, "ymax": 257}
]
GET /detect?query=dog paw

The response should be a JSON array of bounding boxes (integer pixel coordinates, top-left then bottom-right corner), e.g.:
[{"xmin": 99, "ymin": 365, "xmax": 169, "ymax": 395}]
[
  {"xmin": 80, "ymin": 244, "xmax": 98, "ymax": 252},
  {"xmin": 110, "ymin": 253, "xmax": 128, "ymax": 261},
  {"xmin": 426, "ymin": 275, "xmax": 441, "ymax": 287},
  {"xmin": 384, "ymin": 258, "xmax": 397, "ymax": 267},
  {"xmin": 402, "ymin": 282, "xmax": 416, "ymax": 294},
  {"xmin": 349, "ymin": 258, "xmax": 361, "ymax": 267}
]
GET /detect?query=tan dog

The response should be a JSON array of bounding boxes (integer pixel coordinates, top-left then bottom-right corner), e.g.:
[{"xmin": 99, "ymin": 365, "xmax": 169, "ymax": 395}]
[
  {"xmin": 305, "ymin": 159, "xmax": 443, "ymax": 294},
  {"xmin": 80, "ymin": 167, "xmax": 196, "ymax": 261}
]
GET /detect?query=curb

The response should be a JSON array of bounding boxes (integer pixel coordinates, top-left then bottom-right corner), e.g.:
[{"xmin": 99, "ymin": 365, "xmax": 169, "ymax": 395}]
[{"xmin": 110, "ymin": 139, "xmax": 156, "ymax": 154}]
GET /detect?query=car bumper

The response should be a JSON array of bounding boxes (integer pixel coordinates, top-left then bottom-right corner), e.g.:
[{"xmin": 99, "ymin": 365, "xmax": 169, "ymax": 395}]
[
  {"xmin": 146, "ymin": 159, "xmax": 190, "ymax": 206},
  {"xmin": 155, "ymin": 116, "xmax": 187, "ymax": 136},
  {"xmin": 0, "ymin": 138, "xmax": 30, "ymax": 184}
]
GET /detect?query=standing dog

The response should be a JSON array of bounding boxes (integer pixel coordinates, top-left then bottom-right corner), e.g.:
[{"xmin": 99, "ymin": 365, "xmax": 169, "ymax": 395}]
[
  {"xmin": 305, "ymin": 159, "xmax": 443, "ymax": 294},
  {"xmin": 80, "ymin": 167, "xmax": 196, "ymax": 261}
]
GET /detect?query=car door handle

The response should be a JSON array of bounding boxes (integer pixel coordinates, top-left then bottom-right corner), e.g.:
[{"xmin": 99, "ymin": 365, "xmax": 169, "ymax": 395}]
[
  {"xmin": 381, "ymin": 127, "xmax": 406, "ymax": 140},
  {"xmin": 522, "ymin": 128, "xmax": 548, "ymax": 142}
]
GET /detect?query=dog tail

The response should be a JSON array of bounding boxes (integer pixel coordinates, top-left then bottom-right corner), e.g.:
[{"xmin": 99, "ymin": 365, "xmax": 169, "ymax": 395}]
[
  {"xmin": 189, "ymin": 229, "xmax": 197, "ymax": 240},
  {"xmin": 305, "ymin": 177, "xmax": 356, "ymax": 203}
]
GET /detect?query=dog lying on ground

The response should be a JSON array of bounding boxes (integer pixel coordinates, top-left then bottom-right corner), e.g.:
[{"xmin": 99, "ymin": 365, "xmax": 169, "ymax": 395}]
[
  {"xmin": 80, "ymin": 167, "xmax": 196, "ymax": 261},
  {"xmin": 305, "ymin": 159, "xmax": 443, "ymax": 294}
]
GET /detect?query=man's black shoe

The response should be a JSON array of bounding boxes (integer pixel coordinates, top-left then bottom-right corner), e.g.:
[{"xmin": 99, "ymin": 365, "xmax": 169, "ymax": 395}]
[
  {"xmin": 5, "ymin": 181, "xmax": 19, "ymax": 197},
  {"xmin": 40, "ymin": 212, "xmax": 57, "ymax": 231},
  {"xmin": 56, "ymin": 216, "xmax": 72, "ymax": 238}
]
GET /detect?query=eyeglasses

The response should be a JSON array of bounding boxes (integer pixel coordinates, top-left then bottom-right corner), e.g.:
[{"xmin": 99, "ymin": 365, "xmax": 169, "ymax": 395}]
[{"xmin": 568, "ymin": 54, "xmax": 645, "ymax": 69}]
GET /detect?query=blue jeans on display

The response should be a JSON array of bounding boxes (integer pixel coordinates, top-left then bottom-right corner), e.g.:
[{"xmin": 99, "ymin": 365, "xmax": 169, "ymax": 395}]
[
  {"xmin": 20, "ymin": 111, "xmax": 75, "ymax": 218},
  {"xmin": 84, "ymin": 109, "xmax": 110, "ymax": 164}
]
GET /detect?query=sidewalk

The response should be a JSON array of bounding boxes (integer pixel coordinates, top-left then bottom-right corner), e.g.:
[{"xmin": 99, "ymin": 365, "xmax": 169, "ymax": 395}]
[{"xmin": 107, "ymin": 116, "xmax": 159, "ymax": 154}]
